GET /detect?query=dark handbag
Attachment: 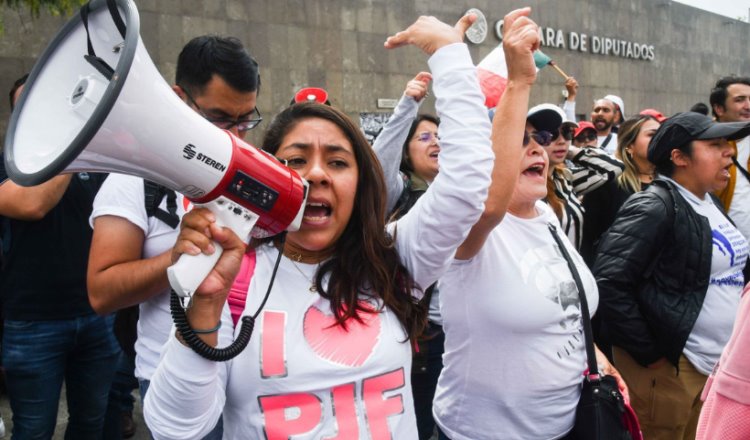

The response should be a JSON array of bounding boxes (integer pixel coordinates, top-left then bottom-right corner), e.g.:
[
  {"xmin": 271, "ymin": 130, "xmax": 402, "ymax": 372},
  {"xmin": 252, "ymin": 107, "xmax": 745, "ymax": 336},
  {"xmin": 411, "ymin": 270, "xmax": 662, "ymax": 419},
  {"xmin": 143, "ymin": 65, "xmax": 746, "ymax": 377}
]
[{"xmin": 548, "ymin": 224, "xmax": 641, "ymax": 440}]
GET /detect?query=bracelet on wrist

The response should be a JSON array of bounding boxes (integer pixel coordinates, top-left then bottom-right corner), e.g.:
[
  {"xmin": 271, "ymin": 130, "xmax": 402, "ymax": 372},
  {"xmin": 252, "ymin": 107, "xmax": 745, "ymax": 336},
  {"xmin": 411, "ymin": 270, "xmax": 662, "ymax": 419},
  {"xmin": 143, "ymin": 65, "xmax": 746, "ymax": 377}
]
[{"xmin": 191, "ymin": 321, "xmax": 222, "ymax": 334}]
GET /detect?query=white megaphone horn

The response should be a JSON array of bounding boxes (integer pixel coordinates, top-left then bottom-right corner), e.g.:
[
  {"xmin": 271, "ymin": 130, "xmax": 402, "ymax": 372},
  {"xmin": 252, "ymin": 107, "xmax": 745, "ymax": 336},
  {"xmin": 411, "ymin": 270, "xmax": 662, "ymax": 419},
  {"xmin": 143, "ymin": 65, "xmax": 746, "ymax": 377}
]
[{"xmin": 4, "ymin": 0, "xmax": 308, "ymax": 299}]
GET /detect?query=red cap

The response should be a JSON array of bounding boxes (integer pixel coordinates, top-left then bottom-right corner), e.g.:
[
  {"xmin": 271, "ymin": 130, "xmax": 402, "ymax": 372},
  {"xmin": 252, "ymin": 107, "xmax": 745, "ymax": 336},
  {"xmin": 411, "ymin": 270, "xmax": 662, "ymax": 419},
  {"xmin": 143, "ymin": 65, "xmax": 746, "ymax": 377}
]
[
  {"xmin": 294, "ymin": 87, "xmax": 330, "ymax": 105},
  {"xmin": 574, "ymin": 121, "xmax": 596, "ymax": 138},
  {"xmin": 639, "ymin": 108, "xmax": 667, "ymax": 123}
]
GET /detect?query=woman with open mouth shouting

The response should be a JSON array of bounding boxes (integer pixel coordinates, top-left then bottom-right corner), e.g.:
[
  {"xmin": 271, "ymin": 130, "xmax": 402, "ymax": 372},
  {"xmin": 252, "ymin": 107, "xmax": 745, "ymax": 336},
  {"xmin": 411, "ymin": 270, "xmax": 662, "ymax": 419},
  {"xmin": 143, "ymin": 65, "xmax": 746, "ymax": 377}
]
[
  {"xmin": 144, "ymin": 11, "xmax": 499, "ymax": 440},
  {"xmin": 429, "ymin": 12, "xmax": 628, "ymax": 440},
  {"xmin": 529, "ymin": 103, "xmax": 624, "ymax": 251}
]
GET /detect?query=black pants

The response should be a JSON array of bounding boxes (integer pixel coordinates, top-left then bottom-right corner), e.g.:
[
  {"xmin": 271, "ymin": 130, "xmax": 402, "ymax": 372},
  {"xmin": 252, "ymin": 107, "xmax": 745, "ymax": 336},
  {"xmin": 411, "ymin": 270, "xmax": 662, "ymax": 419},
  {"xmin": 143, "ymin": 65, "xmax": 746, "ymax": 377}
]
[{"xmin": 412, "ymin": 321, "xmax": 445, "ymax": 440}]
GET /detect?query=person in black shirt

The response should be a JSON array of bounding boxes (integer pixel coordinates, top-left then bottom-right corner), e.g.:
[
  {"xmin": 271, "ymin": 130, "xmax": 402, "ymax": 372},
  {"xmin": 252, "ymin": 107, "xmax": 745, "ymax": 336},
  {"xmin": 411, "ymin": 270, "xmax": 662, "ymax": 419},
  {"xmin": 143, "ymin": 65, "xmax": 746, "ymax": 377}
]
[{"xmin": 0, "ymin": 74, "xmax": 118, "ymax": 439}]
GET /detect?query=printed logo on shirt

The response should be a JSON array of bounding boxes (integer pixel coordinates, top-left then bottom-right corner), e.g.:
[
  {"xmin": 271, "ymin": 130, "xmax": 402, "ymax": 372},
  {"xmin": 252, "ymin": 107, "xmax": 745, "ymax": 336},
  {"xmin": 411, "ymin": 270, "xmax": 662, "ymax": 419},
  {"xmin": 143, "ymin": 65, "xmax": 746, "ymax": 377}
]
[
  {"xmin": 303, "ymin": 302, "xmax": 381, "ymax": 367},
  {"xmin": 711, "ymin": 224, "xmax": 749, "ymax": 287},
  {"xmin": 520, "ymin": 243, "xmax": 585, "ymax": 359},
  {"xmin": 258, "ymin": 367, "xmax": 405, "ymax": 440},
  {"xmin": 256, "ymin": 305, "xmax": 404, "ymax": 439},
  {"xmin": 713, "ymin": 229, "xmax": 737, "ymax": 266}
]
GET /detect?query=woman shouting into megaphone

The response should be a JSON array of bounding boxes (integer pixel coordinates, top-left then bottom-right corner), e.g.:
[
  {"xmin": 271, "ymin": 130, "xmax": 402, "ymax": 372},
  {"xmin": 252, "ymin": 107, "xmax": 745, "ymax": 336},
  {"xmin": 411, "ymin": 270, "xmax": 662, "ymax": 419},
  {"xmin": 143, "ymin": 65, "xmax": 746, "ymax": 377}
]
[{"xmin": 143, "ymin": 12, "xmax": 511, "ymax": 440}]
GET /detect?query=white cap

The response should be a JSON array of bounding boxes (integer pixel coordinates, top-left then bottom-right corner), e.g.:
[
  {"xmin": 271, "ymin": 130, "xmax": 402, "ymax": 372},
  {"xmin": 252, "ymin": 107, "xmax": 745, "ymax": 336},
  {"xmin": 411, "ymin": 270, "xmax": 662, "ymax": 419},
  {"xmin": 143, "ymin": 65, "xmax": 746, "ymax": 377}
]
[
  {"xmin": 603, "ymin": 94, "xmax": 625, "ymax": 118},
  {"xmin": 527, "ymin": 103, "xmax": 577, "ymax": 131}
]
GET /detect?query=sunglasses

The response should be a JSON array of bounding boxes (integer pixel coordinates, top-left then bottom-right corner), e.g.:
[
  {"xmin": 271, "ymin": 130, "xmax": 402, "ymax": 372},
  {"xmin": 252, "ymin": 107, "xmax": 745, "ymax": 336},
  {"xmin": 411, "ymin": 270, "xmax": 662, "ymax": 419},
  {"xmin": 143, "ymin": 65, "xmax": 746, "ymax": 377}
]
[
  {"xmin": 574, "ymin": 131, "xmax": 598, "ymax": 143},
  {"xmin": 413, "ymin": 131, "xmax": 440, "ymax": 143},
  {"xmin": 523, "ymin": 130, "xmax": 554, "ymax": 147},
  {"xmin": 552, "ymin": 125, "xmax": 575, "ymax": 142}
]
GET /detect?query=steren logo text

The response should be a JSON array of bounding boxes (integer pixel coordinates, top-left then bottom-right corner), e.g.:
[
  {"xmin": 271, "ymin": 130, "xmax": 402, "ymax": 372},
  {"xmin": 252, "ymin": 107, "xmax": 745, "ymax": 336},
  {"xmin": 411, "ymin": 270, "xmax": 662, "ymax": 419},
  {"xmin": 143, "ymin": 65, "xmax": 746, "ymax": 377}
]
[{"xmin": 182, "ymin": 144, "xmax": 227, "ymax": 172}]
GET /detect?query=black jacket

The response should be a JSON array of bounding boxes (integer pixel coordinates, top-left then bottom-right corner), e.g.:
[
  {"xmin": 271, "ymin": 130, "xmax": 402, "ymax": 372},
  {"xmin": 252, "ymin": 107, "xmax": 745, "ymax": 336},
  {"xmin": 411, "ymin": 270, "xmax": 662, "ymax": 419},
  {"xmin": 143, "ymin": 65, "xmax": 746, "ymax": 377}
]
[{"xmin": 593, "ymin": 179, "xmax": 713, "ymax": 368}]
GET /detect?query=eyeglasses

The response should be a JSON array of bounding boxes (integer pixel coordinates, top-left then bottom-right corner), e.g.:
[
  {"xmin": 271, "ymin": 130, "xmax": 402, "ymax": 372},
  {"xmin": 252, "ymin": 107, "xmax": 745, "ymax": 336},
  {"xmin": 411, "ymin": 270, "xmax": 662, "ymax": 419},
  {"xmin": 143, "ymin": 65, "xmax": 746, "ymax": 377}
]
[
  {"xmin": 552, "ymin": 125, "xmax": 575, "ymax": 142},
  {"xmin": 413, "ymin": 131, "xmax": 440, "ymax": 143},
  {"xmin": 574, "ymin": 132, "xmax": 598, "ymax": 143},
  {"xmin": 523, "ymin": 130, "xmax": 554, "ymax": 147},
  {"xmin": 180, "ymin": 86, "xmax": 262, "ymax": 132}
]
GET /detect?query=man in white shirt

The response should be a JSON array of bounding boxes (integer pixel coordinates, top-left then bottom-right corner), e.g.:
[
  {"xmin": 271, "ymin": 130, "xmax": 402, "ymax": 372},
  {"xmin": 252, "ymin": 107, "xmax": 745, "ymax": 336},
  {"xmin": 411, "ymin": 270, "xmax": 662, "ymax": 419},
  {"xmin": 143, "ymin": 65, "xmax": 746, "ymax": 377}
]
[
  {"xmin": 590, "ymin": 95, "xmax": 623, "ymax": 155},
  {"xmin": 87, "ymin": 35, "xmax": 261, "ymax": 440},
  {"xmin": 713, "ymin": 76, "xmax": 750, "ymax": 247}
]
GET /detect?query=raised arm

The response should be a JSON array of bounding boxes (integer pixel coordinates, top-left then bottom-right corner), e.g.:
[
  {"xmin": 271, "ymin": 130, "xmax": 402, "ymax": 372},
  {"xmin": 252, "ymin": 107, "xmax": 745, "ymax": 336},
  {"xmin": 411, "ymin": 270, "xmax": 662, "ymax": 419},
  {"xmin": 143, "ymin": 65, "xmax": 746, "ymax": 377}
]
[
  {"xmin": 455, "ymin": 8, "xmax": 540, "ymax": 260},
  {"xmin": 567, "ymin": 145, "xmax": 624, "ymax": 195},
  {"xmin": 372, "ymin": 72, "xmax": 431, "ymax": 214},
  {"xmin": 561, "ymin": 76, "xmax": 578, "ymax": 123},
  {"xmin": 384, "ymin": 13, "xmax": 498, "ymax": 289}
]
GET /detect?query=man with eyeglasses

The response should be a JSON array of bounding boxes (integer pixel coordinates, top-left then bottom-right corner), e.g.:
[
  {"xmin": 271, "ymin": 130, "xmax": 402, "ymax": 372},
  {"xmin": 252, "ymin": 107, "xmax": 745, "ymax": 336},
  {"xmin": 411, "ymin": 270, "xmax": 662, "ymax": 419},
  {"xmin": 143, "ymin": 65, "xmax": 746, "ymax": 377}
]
[{"xmin": 87, "ymin": 35, "xmax": 261, "ymax": 439}]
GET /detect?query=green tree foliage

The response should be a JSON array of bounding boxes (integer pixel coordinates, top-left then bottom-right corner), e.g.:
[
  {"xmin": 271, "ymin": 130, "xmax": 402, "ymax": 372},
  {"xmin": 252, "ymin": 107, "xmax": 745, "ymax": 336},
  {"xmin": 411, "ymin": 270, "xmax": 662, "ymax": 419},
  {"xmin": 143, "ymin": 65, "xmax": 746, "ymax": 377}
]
[
  {"xmin": 1, "ymin": 0, "xmax": 86, "ymax": 32},
  {"xmin": 3, "ymin": 0, "xmax": 86, "ymax": 16}
]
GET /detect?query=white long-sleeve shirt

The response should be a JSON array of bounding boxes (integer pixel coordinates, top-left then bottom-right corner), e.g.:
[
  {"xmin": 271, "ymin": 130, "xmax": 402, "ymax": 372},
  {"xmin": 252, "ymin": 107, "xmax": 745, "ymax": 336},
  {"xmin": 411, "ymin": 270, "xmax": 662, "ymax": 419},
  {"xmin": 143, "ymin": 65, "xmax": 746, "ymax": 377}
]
[
  {"xmin": 144, "ymin": 42, "xmax": 493, "ymax": 440},
  {"xmin": 371, "ymin": 93, "xmax": 421, "ymax": 215}
]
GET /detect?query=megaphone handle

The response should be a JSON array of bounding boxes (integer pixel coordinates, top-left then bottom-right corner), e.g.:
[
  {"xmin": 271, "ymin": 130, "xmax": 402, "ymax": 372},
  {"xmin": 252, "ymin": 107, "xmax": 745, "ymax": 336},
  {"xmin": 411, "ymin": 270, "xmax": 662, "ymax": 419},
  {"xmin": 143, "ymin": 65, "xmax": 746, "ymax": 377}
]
[{"xmin": 167, "ymin": 197, "xmax": 259, "ymax": 299}]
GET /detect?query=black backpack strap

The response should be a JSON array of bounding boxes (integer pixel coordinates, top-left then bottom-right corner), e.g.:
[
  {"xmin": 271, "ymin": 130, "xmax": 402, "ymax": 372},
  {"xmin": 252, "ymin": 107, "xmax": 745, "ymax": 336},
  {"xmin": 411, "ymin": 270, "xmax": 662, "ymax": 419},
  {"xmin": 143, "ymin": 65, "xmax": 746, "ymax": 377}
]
[{"xmin": 143, "ymin": 180, "xmax": 179, "ymax": 229}]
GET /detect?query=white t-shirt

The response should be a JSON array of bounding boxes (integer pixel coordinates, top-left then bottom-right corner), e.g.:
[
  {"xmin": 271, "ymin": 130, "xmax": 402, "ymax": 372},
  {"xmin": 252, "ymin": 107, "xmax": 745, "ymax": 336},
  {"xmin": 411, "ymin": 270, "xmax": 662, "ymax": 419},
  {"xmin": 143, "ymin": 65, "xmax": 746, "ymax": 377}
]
[
  {"xmin": 157, "ymin": 246, "xmax": 420, "ymax": 439},
  {"xmin": 728, "ymin": 137, "xmax": 750, "ymax": 241},
  {"xmin": 144, "ymin": 42, "xmax": 494, "ymax": 440},
  {"xmin": 670, "ymin": 180, "xmax": 748, "ymax": 375},
  {"xmin": 90, "ymin": 173, "xmax": 186, "ymax": 381},
  {"xmin": 597, "ymin": 132, "xmax": 618, "ymax": 155},
  {"xmin": 434, "ymin": 202, "xmax": 599, "ymax": 440}
]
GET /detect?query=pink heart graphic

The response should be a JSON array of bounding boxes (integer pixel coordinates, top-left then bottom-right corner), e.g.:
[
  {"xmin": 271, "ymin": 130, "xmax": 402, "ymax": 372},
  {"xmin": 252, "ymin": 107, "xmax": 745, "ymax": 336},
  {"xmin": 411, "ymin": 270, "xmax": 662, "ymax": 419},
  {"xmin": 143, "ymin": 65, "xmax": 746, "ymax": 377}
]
[{"xmin": 303, "ymin": 302, "xmax": 381, "ymax": 367}]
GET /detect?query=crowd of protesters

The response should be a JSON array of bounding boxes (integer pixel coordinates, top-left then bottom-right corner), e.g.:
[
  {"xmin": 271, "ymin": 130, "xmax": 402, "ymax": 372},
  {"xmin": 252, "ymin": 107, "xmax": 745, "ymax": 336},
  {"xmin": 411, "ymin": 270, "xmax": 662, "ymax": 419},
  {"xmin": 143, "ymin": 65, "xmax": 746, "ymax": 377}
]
[{"xmin": 1, "ymin": 5, "xmax": 750, "ymax": 440}]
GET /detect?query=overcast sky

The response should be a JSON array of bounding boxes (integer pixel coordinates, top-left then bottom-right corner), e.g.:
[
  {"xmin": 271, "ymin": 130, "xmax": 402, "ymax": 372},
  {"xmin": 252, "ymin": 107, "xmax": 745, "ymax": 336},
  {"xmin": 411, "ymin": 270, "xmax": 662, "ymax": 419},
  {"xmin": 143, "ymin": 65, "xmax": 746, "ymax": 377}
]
[{"xmin": 675, "ymin": 0, "xmax": 750, "ymax": 21}]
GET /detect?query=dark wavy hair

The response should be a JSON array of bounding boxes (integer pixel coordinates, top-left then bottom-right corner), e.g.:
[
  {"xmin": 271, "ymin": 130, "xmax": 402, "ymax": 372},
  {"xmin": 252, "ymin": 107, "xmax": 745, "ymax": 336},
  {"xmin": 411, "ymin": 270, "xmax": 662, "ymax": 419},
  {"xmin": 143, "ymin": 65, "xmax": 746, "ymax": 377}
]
[{"xmin": 261, "ymin": 102, "xmax": 426, "ymax": 340}]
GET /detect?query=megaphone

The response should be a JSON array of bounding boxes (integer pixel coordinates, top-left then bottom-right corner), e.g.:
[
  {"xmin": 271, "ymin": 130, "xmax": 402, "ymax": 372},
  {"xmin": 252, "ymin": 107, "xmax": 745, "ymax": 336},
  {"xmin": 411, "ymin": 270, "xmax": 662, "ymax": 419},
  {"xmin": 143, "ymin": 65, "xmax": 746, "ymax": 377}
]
[{"xmin": 4, "ymin": 0, "xmax": 308, "ymax": 299}]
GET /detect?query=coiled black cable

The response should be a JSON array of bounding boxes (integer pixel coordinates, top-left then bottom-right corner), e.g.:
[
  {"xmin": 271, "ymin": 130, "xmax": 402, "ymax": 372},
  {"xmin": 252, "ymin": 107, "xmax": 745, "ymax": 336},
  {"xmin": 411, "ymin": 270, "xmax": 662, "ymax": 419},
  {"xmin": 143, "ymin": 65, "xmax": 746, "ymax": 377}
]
[{"xmin": 170, "ymin": 233, "xmax": 286, "ymax": 361}]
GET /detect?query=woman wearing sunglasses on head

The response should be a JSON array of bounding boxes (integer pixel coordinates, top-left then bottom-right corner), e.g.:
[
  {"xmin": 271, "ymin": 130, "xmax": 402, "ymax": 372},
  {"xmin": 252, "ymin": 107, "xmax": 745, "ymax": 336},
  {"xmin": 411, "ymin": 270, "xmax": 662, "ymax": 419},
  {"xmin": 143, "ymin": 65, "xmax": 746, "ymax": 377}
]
[
  {"xmin": 580, "ymin": 114, "xmax": 661, "ymax": 267},
  {"xmin": 530, "ymin": 104, "xmax": 624, "ymax": 250},
  {"xmin": 431, "ymin": 16, "xmax": 628, "ymax": 439}
]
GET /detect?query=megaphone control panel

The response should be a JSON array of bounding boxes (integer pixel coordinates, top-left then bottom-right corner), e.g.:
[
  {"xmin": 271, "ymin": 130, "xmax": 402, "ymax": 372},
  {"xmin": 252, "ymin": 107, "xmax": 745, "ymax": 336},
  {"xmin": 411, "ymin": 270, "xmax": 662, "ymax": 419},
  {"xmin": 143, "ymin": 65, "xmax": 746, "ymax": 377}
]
[
  {"xmin": 227, "ymin": 170, "xmax": 278, "ymax": 212},
  {"xmin": 191, "ymin": 135, "xmax": 308, "ymax": 239}
]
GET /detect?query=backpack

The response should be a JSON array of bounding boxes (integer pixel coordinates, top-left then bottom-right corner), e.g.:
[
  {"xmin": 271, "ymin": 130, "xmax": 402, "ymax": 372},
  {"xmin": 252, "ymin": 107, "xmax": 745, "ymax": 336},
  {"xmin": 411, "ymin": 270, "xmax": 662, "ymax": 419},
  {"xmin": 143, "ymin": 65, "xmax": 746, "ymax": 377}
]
[
  {"xmin": 113, "ymin": 180, "xmax": 180, "ymax": 356},
  {"xmin": 144, "ymin": 179, "xmax": 257, "ymax": 327},
  {"xmin": 143, "ymin": 180, "xmax": 179, "ymax": 229}
]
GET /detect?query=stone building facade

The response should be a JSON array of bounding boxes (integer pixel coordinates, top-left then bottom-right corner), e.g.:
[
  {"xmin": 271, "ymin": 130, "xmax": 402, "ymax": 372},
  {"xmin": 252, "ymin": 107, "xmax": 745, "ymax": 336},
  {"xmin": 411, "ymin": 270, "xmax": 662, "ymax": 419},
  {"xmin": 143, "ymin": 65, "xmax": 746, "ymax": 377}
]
[{"xmin": 1, "ymin": 0, "xmax": 748, "ymax": 147}]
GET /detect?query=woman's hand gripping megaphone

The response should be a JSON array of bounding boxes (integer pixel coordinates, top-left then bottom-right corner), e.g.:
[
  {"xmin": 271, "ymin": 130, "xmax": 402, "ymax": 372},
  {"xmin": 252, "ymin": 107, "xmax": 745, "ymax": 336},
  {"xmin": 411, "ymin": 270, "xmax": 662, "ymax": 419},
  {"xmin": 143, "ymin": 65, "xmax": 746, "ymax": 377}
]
[{"xmin": 166, "ymin": 137, "xmax": 308, "ymax": 303}]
